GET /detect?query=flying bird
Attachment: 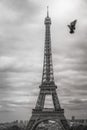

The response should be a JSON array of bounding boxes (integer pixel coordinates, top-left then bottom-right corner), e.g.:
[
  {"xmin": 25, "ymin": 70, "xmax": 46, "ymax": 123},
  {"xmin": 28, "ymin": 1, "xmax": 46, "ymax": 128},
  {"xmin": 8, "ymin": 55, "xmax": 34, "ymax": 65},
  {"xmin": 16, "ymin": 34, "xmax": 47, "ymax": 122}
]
[{"xmin": 68, "ymin": 20, "xmax": 77, "ymax": 34}]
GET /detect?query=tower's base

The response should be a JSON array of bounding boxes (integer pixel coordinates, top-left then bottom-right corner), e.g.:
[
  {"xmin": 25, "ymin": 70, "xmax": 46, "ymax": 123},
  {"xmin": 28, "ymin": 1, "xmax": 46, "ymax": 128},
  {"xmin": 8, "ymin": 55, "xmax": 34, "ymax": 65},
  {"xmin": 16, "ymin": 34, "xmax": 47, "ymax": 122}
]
[{"xmin": 26, "ymin": 109, "xmax": 70, "ymax": 130}]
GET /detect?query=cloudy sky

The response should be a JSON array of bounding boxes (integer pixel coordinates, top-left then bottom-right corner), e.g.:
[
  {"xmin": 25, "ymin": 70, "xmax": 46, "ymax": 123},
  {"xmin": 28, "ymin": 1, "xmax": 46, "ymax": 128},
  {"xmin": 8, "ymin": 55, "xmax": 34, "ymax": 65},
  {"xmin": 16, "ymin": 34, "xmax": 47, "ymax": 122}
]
[{"xmin": 0, "ymin": 0, "xmax": 87, "ymax": 122}]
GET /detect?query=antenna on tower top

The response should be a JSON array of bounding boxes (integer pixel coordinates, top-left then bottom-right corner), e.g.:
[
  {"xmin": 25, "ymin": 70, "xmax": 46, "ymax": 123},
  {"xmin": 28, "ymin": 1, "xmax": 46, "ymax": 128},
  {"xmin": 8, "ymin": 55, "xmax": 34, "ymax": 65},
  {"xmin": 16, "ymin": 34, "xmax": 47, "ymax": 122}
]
[{"xmin": 47, "ymin": 6, "xmax": 49, "ymax": 17}]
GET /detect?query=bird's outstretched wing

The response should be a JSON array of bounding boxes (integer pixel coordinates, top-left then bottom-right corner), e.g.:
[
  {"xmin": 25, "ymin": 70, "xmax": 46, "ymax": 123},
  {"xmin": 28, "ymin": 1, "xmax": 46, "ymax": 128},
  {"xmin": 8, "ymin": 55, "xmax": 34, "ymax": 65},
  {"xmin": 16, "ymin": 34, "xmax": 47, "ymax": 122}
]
[
  {"xmin": 67, "ymin": 25, "xmax": 71, "ymax": 29},
  {"xmin": 71, "ymin": 20, "xmax": 77, "ymax": 26}
]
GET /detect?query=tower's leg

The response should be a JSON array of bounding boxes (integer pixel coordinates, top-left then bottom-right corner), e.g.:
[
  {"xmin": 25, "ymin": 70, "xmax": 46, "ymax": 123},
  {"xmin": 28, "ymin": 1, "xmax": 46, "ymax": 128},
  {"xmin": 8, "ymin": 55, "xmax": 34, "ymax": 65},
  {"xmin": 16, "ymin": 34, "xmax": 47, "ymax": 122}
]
[
  {"xmin": 35, "ymin": 90, "xmax": 45, "ymax": 110},
  {"xmin": 26, "ymin": 117, "xmax": 36, "ymax": 130},
  {"xmin": 52, "ymin": 90, "xmax": 61, "ymax": 110},
  {"xmin": 61, "ymin": 119, "xmax": 70, "ymax": 130}
]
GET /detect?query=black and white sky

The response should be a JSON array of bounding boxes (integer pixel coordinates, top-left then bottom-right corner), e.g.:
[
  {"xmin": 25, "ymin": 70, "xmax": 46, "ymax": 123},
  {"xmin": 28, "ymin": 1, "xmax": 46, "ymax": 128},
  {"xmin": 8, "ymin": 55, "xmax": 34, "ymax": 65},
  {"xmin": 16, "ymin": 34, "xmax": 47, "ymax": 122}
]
[{"xmin": 0, "ymin": 0, "xmax": 87, "ymax": 122}]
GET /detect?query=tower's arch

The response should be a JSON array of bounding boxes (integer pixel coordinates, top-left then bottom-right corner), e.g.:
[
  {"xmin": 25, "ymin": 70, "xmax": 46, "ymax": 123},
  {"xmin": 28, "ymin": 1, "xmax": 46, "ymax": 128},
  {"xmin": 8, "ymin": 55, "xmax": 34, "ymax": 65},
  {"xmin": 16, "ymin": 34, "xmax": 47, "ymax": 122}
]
[{"xmin": 31, "ymin": 118, "xmax": 65, "ymax": 130}]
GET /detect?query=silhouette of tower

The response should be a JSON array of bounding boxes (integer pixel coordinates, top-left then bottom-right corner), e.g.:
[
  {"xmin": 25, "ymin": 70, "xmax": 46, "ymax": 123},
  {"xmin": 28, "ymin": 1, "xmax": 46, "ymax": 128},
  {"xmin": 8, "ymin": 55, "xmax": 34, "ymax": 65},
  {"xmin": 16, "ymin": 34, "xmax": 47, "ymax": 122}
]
[{"xmin": 26, "ymin": 7, "xmax": 70, "ymax": 130}]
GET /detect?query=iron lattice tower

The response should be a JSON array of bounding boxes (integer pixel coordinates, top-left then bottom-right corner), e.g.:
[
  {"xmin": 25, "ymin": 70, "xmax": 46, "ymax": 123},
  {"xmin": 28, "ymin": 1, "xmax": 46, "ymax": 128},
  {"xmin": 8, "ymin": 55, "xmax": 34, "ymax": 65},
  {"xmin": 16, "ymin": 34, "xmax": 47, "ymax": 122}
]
[
  {"xmin": 42, "ymin": 7, "xmax": 54, "ymax": 84},
  {"xmin": 26, "ymin": 7, "xmax": 70, "ymax": 130}
]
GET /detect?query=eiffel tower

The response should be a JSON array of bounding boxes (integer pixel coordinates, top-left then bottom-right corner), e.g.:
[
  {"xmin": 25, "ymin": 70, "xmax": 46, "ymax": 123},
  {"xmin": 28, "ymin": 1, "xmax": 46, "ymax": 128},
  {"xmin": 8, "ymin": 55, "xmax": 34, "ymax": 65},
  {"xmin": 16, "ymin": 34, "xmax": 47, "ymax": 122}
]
[{"xmin": 26, "ymin": 7, "xmax": 70, "ymax": 130}]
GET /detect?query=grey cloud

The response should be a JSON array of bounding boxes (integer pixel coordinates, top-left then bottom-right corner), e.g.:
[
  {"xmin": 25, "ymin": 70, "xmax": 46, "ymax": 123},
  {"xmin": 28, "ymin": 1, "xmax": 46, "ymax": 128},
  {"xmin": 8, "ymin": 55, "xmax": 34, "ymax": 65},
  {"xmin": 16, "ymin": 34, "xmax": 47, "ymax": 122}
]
[
  {"xmin": 65, "ymin": 98, "xmax": 87, "ymax": 110},
  {"xmin": 67, "ymin": 104, "xmax": 87, "ymax": 111},
  {"xmin": 0, "ymin": 109, "xmax": 15, "ymax": 113},
  {"xmin": 1, "ymin": 0, "xmax": 41, "ymax": 24},
  {"xmin": 69, "ymin": 99, "xmax": 84, "ymax": 104},
  {"xmin": 77, "ymin": 91, "xmax": 87, "ymax": 96}
]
